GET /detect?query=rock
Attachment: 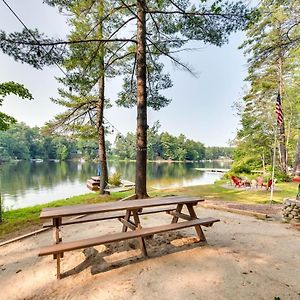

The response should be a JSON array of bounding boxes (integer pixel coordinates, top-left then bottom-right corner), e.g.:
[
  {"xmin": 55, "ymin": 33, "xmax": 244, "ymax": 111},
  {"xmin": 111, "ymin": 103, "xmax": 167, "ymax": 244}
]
[{"xmin": 291, "ymin": 219, "xmax": 300, "ymax": 224}]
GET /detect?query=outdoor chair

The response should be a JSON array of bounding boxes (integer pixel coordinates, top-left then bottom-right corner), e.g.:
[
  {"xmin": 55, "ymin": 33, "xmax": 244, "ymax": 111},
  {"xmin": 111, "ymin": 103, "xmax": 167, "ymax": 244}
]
[
  {"xmin": 256, "ymin": 177, "xmax": 274, "ymax": 191},
  {"xmin": 256, "ymin": 176, "xmax": 265, "ymax": 189},
  {"xmin": 266, "ymin": 179, "xmax": 273, "ymax": 191},
  {"xmin": 241, "ymin": 177, "xmax": 251, "ymax": 187},
  {"xmin": 251, "ymin": 179, "xmax": 257, "ymax": 189},
  {"xmin": 231, "ymin": 176, "xmax": 242, "ymax": 188}
]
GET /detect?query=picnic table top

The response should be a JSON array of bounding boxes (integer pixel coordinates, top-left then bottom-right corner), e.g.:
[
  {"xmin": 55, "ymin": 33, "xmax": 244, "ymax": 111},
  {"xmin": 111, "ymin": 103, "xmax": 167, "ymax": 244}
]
[{"xmin": 40, "ymin": 196, "xmax": 204, "ymax": 220}]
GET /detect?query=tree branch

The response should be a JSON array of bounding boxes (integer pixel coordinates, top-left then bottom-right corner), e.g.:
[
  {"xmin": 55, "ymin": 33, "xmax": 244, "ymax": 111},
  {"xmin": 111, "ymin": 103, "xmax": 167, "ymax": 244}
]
[
  {"xmin": 147, "ymin": 9, "xmax": 246, "ymax": 19},
  {"xmin": 3, "ymin": 38, "xmax": 137, "ymax": 47},
  {"xmin": 146, "ymin": 37, "xmax": 195, "ymax": 74}
]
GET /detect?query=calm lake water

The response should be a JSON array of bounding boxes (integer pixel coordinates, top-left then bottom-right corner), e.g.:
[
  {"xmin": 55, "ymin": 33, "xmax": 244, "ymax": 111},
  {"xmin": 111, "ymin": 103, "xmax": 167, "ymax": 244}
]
[{"xmin": 0, "ymin": 160, "xmax": 231, "ymax": 210}]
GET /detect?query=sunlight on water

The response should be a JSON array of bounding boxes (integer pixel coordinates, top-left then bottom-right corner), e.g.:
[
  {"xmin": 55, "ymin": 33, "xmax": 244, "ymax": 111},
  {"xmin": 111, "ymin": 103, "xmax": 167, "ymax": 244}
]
[{"xmin": 2, "ymin": 180, "xmax": 88, "ymax": 211}]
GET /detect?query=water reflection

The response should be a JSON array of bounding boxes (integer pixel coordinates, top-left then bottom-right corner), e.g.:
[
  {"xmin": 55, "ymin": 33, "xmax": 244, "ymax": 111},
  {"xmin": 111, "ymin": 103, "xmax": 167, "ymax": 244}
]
[{"xmin": 0, "ymin": 160, "xmax": 231, "ymax": 210}]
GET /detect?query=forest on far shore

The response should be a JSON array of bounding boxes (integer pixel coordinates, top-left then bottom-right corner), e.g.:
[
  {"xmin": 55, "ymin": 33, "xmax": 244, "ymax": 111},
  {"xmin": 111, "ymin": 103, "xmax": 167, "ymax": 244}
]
[{"xmin": 0, "ymin": 123, "xmax": 232, "ymax": 162}]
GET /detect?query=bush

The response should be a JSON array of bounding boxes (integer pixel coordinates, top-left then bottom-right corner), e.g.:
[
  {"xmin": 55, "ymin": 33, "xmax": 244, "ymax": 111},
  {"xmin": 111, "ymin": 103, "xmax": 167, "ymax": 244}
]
[
  {"xmin": 274, "ymin": 169, "xmax": 292, "ymax": 182},
  {"xmin": 230, "ymin": 156, "xmax": 258, "ymax": 174},
  {"xmin": 108, "ymin": 172, "xmax": 121, "ymax": 186},
  {"xmin": 229, "ymin": 154, "xmax": 270, "ymax": 175},
  {"xmin": 231, "ymin": 164, "xmax": 251, "ymax": 174},
  {"xmin": 262, "ymin": 165, "xmax": 291, "ymax": 182}
]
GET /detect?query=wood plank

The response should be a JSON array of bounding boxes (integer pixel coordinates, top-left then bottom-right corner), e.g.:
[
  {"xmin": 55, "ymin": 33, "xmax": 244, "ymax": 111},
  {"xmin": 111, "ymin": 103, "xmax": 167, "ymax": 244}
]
[
  {"xmin": 121, "ymin": 210, "xmax": 131, "ymax": 232},
  {"xmin": 39, "ymin": 217, "xmax": 220, "ymax": 256},
  {"xmin": 132, "ymin": 209, "xmax": 147, "ymax": 257},
  {"xmin": 104, "ymin": 186, "xmax": 134, "ymax": 193},
  {"xmin": 43, "ymin": 206, "xmax": 177, "ymax": 228},
  {"xmin": 0, "ymin": 228, "xmax": 49, "ymax": 247},
  {"xmin": 141, "ymin": 206, "xmax": 176, "ymax": 214},
  {"xmin": 118, "ymin": 217, "xmax": 137, "ymax": 231},
  {"xmin": 53, "ymin": 217, "xmax": 62, "ymax": 259},
  {"xmin": 167, "ymin": 211, "xmax": 194, "ymax": 221},
  {"xmin": 40, "ymin": 196, "xmax": 203, "ymax": 219},
  {"xmin": 171, "ymin": 203, "xmax": 183, "ymax": 223},
  {"xmin": 186, "ymin": 204, "xmax": 206, "ymax": 242}
]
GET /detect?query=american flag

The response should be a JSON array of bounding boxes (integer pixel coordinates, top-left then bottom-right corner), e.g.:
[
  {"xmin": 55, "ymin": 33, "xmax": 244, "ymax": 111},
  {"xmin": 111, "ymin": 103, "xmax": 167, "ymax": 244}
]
[{"xmin": 275, "ymin": 92, "xmax": 284, "ymax": 125}]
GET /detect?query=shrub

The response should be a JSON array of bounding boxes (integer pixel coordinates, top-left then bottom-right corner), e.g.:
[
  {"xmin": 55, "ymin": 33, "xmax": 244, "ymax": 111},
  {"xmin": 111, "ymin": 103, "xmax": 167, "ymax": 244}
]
[
  {"xmin": 231, "ymin": 164, "xmax": 251, "ymax": 174},
  {"xmin": 263, "ymin": 166, "xmax": 291, "ymax": 182},
  {"xmin": 230, "ymin": 156, "xmax": 260, "ymax": 174},
  {"xmin": 274, "ymin": 169, "xmax": 291, "ymax": 182},
  {"xmin": 108, "ymin": 172, "xmax": 121, "ymax": 186}
]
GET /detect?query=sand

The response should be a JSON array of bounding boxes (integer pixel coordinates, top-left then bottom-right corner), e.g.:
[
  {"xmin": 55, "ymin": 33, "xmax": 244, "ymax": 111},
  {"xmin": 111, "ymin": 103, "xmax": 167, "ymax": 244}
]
[{"xmin": 0, "ymin": 206, "xmax": 300, "ymax": 300}]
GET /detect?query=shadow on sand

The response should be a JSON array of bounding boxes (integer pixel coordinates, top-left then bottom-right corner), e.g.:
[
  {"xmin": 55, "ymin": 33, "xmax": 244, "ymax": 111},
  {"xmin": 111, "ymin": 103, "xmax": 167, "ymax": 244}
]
[{"xmin": 60, "ymin": 231, "xmax": 209, "ymax": 279}]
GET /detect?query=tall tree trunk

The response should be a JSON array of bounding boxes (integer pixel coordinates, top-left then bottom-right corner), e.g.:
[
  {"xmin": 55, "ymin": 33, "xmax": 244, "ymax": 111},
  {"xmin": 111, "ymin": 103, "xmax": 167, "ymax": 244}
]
[
  {"xmin": 135, "ymin": 0, "xmax": 148, "ymax": 198},
  {"xmin": 292, "ymin": 135, "xmax": 300, "ymax": 176},
  {"xmin": 277, "ymin": 49, "xmax": 287, "ymax": 174},
  {"xmin": 97, "ymin": 75, "xmax": 108, "ymax": 194},
  {"xmin": 97, "ymin": 0, "xmax": 108, "ymax": 194},
  {"xmin": 261, "ymin": 152, "xmax": 265, "ymax": 172}
]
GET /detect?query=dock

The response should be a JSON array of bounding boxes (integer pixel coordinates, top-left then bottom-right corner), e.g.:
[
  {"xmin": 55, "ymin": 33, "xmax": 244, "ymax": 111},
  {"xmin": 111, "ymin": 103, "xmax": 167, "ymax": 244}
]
[
  {"xmin": 87, "ymin": 177, "xmax": 135, "ymax": 192},
  {"xmin": 194, "ymin": 168, "xmax": 230, "ymax": 173}
]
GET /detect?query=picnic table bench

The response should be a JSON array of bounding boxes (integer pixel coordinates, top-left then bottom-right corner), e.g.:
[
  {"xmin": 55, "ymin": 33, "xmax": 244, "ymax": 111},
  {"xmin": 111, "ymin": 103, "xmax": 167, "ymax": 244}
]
[{"xmin": 39, "ymin": 196, "xmax": 219, "ymax": 279}]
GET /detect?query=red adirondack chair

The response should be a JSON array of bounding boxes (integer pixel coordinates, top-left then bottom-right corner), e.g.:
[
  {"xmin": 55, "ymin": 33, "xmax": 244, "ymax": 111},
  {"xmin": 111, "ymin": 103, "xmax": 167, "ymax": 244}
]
[
  {"xmin": 266, "ymin": 179, "xmax": 273, "ymax": 191},
  {"xmin": 231, "ymin": 176, "xmax": 242, "ymax": 188}
]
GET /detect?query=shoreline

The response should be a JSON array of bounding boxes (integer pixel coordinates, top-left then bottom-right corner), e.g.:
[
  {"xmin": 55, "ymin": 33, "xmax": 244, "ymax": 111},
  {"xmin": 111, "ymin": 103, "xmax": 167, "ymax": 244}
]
[
  {"xmin": 1, "ymin": 180, "xmax": 298, "ymax": 243},
  {"xmin": 1, "ymin": 158, "xmax": 233, "ymax": 164}
]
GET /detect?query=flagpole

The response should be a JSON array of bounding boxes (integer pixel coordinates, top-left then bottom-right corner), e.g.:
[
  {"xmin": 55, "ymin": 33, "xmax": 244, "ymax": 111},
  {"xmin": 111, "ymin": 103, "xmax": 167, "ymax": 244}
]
[{"xmin": 270, "ymin": 125, "xmax": 277, "ymax": 205}]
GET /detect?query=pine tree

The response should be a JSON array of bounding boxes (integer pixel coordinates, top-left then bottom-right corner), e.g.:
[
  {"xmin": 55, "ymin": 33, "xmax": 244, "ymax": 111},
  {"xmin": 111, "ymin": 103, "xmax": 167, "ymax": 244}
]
[
  {"xmin": 235, "ymin": 0, "xmax": 300, "ymax": 175},
  {"xmin": 0, "ymin": 0, "xmax": 254, "ymax": 197}
]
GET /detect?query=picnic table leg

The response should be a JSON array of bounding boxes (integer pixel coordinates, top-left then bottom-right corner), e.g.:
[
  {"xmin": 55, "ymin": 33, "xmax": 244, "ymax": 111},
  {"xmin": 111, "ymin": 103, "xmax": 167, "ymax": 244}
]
[
  {"xmin": 52, "ymin": 217, "xmax": 62, "ymax": 279},
  {"xmin": 186, "ymin": 204, "xmax": 206, "ymax": 242},
  {"xmin": 132, "ymin": 210, "xmax": 147, "ymax": 257},
  {"xmin": 122, "ymin": 210, "xmax": 131, "ymax": 232},
  {"xmin": 171, "ymin": 204, "xmax": 183, "ymax": 223}
]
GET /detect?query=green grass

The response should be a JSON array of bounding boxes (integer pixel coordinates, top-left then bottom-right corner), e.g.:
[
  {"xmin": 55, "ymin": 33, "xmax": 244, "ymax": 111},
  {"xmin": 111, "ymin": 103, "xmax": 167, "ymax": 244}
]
[
  {"xmin": 0, "ymin": 191, "xmax": 133, "ymax": 241},
  {"xmin": 148, "ymin": 180, "xmax": 298, "ymax": 205},
  {"xmin": 1, "ymin": 180, "xmax": 298, "ymax": 241}
]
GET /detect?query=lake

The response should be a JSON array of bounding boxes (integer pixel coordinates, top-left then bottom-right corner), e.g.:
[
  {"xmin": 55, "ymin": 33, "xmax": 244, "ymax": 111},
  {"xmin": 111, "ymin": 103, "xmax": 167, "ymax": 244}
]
[{"xmin": 0, "ymin": 160, "xmax": 231, "ymax": 210}]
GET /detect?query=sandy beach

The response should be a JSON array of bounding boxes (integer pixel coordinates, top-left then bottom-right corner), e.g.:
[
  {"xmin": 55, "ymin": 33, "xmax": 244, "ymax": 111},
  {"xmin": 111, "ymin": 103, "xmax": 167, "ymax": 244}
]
[{"xmin": 1, "ymin": 205, "xmax": 299, "ymax": 300}]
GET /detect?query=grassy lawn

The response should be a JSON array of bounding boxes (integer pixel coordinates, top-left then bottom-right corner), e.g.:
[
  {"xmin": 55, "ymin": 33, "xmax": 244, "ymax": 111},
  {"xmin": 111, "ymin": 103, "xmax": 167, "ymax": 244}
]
[
  {"xmin": 0, "ymin": 191, "xmax": 131, "ymax": 241},
  {"xmin": 1, "ymin": 180, "xmax": 298, "ymax": 241},
  {"xmin": 149, "ymin": 180, "xmax": 298, "ymax": 205}
]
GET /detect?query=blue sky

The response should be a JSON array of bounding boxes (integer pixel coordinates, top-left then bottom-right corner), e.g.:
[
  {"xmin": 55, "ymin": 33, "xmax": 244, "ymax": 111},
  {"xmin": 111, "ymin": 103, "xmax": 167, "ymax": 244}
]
[{"xmin": 0, "ymin": 0, "xmax": 250, "ymax": 146}]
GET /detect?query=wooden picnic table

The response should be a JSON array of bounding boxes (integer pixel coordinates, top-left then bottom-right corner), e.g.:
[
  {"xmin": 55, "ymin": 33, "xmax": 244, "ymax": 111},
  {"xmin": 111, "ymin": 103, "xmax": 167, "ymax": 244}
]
[{"xmin": 39, "ymin": 196, "xmax": 219, "ymax": 279}]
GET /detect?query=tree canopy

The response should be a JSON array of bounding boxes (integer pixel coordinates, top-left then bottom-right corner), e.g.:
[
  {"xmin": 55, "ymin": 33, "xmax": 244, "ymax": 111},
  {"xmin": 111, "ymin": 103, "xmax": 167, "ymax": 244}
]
[
  {"xmin": 0, "ymin": 82, "xmax": 33, "ymax": 131},
  {"xmin": 0, "ymin": 0, "xmax": 256, "ymax": 197},
  {"xmin": 232, "ymin": 0, "xmax": 300, "ymax": 177}
]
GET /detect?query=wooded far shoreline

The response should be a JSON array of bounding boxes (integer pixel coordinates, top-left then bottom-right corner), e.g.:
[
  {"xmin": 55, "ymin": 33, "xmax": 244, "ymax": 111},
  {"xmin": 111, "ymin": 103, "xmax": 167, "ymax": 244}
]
[{"xmin": 0, "ymin": 122, "xmax": 233, "ymax": 163}]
